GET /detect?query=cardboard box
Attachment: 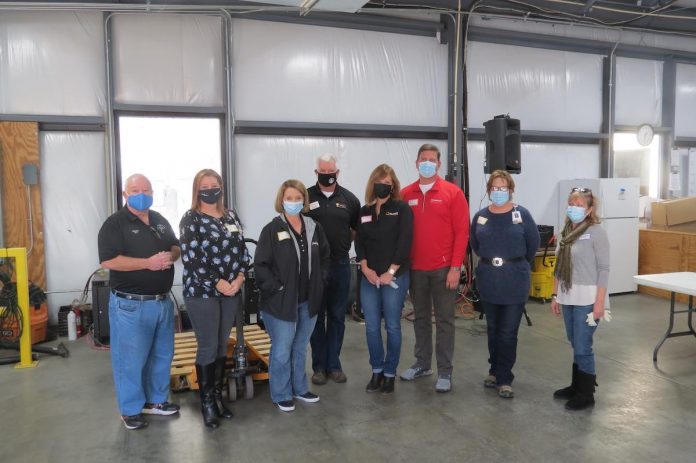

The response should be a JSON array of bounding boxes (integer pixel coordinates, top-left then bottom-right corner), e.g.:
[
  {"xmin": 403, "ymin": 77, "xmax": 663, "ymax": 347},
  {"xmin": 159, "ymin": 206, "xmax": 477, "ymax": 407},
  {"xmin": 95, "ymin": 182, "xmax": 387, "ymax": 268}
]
[
  {"xmin": 651, "ymin": 196, "xmax": 696, "ymax": 226},
  {"xmin": 648, "ymin": 222, "xmax": 696, "ymax": 234}
]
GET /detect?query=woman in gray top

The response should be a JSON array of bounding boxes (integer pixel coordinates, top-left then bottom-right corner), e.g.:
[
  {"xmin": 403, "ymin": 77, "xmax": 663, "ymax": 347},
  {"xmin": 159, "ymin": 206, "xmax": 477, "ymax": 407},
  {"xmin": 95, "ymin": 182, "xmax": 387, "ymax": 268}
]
[{"xmin": 550, "ymin": 187, "xmax": 609, "ymax": 411}]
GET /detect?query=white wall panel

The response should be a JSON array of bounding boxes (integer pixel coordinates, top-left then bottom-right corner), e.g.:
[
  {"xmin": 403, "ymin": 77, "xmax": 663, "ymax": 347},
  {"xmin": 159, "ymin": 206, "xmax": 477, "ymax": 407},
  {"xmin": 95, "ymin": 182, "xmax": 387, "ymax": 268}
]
[
  {"xmin": 113, "ymin": 14, "xmax": 223, "ymax": 106},
  {"xmin": 0, "ymin": 12, "xmax": 105, "ymax": 116},
  {"xmin": 615, "ymin": 57, "xmax": 662, "ymax": 127},
  {"xmin": 235, "ymin": 136, "xmax": 446, "ymax": 241},
  {"xmin": 675, "ymin": 63, "xmax": 696, "ymax": 137},
  {"xmin": 467, "ymin": 42, "xmax": 603, "ymax": 133},
  {"xmin": 41, "ymin": 132, "xmax": 107, "ymax": 322},
  {"xmin": 231, "ymin": 20, "xmax": 447, "ymax": 126},
  {"xmin": 467, "ymin": 142, "xmax": 600, "ymax": 228}
]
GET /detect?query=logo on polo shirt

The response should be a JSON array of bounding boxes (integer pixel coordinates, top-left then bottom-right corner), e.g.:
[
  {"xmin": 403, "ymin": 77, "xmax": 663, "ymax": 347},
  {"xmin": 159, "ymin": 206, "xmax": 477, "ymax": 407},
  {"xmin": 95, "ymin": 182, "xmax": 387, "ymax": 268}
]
[
  {"xmin": 131, "ymin": 229, "xmax": 140, "ymax": 234},
  {"xmin": 335, "ymin": 202, "xmax": 347, "ymax": 209},
  {"xmin": 156, "ymin": 224, "xmax": 167, "ymax": 233}
]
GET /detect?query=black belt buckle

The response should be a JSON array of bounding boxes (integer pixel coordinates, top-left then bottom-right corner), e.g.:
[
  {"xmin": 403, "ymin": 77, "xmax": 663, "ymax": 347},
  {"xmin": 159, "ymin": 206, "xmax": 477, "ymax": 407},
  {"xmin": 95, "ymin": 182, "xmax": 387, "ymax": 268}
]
[
  {"xmin": 113, "ymin": 290, "xmax": 167, "ymax": 302},
  {"xmin": 491, "ymin": 257, "xmax": 504, "ymax": 267}
]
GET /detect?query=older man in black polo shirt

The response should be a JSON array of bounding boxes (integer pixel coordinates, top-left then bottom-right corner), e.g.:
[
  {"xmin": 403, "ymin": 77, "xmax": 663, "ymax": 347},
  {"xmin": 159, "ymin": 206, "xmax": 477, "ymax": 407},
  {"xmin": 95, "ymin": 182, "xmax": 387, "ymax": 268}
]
[
  {"xmin": 98, "ymin": 173, "xmax": 181, "ymax": 430},
  {"xmin": 306, "ymin": 154, "xmax": 360, "ymax": 385}
]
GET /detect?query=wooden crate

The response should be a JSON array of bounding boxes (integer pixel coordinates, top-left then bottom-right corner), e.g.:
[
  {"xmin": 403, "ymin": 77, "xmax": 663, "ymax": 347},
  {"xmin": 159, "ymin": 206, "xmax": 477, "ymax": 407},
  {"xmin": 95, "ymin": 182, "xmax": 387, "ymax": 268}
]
[{"xmin": 170, "ymin": 324, "xmax": 270, "ymax": 392}]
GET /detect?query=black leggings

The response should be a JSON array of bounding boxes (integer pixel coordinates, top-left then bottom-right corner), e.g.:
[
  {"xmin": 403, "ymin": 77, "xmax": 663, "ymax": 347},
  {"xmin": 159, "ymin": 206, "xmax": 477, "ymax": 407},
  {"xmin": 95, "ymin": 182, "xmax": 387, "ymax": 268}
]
[{"xmin": 185, "ymin": 295, "xmax": 241, "ymax": 365}]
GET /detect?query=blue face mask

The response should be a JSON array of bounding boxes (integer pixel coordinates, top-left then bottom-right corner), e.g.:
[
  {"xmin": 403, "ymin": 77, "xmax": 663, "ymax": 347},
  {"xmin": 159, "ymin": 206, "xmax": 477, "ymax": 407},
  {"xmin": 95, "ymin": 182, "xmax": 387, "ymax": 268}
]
[
  {"xmin": 567, "ymin": 206, "xmax": 587, "ymax": 224},
  {"xmin": 490, "ymin": 190, "xmax": 509, "ymax": 206},
  {"xmin": 127, "ymin": 192, "xmax": 153, "ymax": 211},
  {"xmin": 418, "ymin": 160, "xmax": 437, "ymax": 178},
  {"xmin": 283, "ymin": 200, "xmax": 304, "ymax": 216}
]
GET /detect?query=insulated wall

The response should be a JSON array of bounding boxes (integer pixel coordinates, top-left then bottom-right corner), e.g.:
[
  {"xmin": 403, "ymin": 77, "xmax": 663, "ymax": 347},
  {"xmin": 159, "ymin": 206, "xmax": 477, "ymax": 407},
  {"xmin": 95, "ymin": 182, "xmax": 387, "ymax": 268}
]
[
  {"xmin": 40, "ymin": 132, "xmax": 107, "ymax": 322},
  {"xmin": 466, "ymin": 42, "xmax": 603, "ymax": 132},
  {"xmin": 675, "ymin": 63, "xmax": 696, "ymax": 137},
  {"xmin": 615, "ymin": 57, "xmax": 662, "ymax": 127},
  {"xmin": 0, "ymin": 12, "xmax": 105, "ymax": 116}
]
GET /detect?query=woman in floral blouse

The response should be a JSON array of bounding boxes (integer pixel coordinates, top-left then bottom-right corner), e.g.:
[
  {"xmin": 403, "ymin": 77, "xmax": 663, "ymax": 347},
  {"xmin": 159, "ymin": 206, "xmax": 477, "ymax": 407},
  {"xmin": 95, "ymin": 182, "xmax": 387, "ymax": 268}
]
[{"xmin": 179, "ymin": 169, "xmax": 250, "ymax": 429}]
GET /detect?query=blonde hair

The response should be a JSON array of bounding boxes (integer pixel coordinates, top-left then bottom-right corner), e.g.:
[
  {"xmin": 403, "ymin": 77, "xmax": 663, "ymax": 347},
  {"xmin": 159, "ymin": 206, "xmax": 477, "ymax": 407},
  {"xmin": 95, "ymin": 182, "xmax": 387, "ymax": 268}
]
[
  {"xmin": 274, "ymin": 179, "xmax": 309, "ymax": 213},
  {"xmin": 565, "ymin": 189, "xmax": 601, "ymax": 226},
  {"xmin": 364, "ymin": 164, "xmax": 402, "ymax": 204},
  {"xmin": 190, "ymin": 169, "xmax": 224, "ymax": 214},
  {"xmin": 486, "ymin": 170, "xmax": 515, "ymax": 201}
]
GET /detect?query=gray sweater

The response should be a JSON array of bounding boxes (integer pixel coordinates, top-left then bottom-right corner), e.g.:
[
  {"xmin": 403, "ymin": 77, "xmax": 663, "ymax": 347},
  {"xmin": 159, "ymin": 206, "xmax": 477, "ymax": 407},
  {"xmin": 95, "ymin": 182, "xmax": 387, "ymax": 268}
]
[{"xmin": 558, "ymin": 223, "xmax": 610, "ymax": 289}]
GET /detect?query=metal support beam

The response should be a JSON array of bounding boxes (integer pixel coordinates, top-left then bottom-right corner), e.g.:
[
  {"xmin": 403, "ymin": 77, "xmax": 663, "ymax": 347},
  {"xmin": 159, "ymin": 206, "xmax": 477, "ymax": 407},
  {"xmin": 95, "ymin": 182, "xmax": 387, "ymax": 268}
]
[
  {"xmin": 466, "ymin": 129, "xmax": 607, "ymax": 144},
  {"xmin": 112, "ymin": 103, "xmax": 225, "ymax": 114},
  {"xmin": 445, "ymin": 12, "xmax": 464, "ymax": 190},
  {"xmin": 661, "ymin": 57, "xmax": 676, "ymax": 199},
  {"xmin": 104, "ymin": 12, "xmax": 118, "ymax": 215},
  {"xmin": 600, "ymin": 54, "xmax": 616, "ymax": 177},
  {"xmin": 234, "ymin": 121, "xmax": 448, "ymax": 140}
]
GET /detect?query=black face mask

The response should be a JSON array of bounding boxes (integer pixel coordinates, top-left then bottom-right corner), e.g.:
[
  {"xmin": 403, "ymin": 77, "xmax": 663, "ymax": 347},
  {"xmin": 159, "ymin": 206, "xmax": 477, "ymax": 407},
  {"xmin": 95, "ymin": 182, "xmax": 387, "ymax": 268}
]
[
  {"xmin": 199, "ymin": 187, "xmax": 222, "ymax": 204},
  {"xmin": 374, "ymin": 183, "xmax": 392, "ymax": 199},
  {"xmin": 317, "ymin": 172, "xmax": 337, "ymax": 187}
]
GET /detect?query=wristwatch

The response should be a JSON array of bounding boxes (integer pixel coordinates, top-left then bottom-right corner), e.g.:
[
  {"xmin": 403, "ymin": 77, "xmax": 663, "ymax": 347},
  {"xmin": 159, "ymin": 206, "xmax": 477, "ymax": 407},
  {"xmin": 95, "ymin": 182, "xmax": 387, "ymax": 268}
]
[{"xmin": 388, "ymin": 267, "xmax": 396, "ymax": 276}]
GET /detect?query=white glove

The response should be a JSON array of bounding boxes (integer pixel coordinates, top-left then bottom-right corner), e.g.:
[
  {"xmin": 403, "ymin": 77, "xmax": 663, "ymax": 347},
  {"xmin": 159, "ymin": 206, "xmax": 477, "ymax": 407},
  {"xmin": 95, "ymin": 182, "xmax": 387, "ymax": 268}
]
[
  {"xmin": 586, "ymin": 309, "xmax": 611, "ymax": 327},
  {"xmin": 389, "ymin": 281, "xmax": 399, "ymax": 289}
]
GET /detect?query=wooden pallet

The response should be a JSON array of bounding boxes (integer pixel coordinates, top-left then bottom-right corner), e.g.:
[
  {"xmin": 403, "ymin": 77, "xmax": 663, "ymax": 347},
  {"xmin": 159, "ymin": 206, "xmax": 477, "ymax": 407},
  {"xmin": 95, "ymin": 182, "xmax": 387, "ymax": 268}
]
[{"xmin": 170, "ymin": 324, "xmax": 270, "ymax": 392}]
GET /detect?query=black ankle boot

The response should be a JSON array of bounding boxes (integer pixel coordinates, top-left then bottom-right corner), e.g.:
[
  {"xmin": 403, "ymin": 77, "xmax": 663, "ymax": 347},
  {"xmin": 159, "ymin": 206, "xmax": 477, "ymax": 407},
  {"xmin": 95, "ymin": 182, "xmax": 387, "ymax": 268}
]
[
  {"xmin": 214, "ymin": 357, "xmax": 234, "ymax": 419},
  {"xmin": 366, "ymin": 372, "xmax": 384, "ymax": 392},
  {"xmin": 381, "ymin": 376, "xmax": 395, "ymax": 394},
  {"xmin": 565, "ymin": 370, "xmax": 596, "ymax": 411},
  {"xmin": 553, "ymin": 363, "xmax": 578, "ymax": 400},
  {"xmin": 196, "ymin": 363, "xmax": 220, "ymax": 428}
]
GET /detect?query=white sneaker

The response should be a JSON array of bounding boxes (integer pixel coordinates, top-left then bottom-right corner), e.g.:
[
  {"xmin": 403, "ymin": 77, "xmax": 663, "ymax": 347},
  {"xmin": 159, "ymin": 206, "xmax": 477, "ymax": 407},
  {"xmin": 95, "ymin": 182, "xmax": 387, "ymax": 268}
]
[{"xmin": 399, "ymin": 366, "xmax": 433, "ymax": 381}]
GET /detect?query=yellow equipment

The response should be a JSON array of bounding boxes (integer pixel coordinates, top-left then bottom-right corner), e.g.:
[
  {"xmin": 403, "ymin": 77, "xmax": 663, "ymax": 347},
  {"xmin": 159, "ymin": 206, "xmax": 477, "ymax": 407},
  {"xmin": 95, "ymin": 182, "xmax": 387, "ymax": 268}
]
[{"xmin": 530, "ymin": 254, "xmax": 556, "ymax": 302}]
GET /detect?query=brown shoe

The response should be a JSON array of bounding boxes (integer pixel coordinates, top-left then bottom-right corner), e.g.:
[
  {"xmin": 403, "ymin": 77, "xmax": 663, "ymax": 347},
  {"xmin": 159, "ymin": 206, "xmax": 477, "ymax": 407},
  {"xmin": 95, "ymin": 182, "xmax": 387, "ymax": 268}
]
[
  {"xmin": 311, "ymin": 371, "xmax": 328, "ymax": 385},
  {"xmin": 329, "ymin": 370, "xmax": 347, "ymax": 383}
]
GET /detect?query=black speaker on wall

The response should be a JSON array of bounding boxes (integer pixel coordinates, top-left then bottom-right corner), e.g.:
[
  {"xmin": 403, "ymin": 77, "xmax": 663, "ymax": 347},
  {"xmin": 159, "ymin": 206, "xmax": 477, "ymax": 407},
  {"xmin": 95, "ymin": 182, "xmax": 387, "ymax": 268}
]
[{"xmin": 483, "ymin": 115, "xmax": 521, "ymax": 174}]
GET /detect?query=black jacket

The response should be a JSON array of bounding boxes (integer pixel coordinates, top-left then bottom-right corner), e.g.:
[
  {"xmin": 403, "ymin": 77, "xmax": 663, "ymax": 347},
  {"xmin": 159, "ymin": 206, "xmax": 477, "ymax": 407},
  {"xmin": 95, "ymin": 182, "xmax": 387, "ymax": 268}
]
[{"xmin": 254, "ymin": 214, "xmax": 330, "ymax": 321}]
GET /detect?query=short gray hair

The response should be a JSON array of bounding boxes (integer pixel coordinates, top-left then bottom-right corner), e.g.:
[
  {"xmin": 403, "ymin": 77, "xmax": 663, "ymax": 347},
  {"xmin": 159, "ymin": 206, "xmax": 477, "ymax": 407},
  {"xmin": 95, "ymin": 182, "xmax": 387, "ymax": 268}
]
[{"xmin": 316, "ymin": 153, "xmax": 338, "ymax": 169}]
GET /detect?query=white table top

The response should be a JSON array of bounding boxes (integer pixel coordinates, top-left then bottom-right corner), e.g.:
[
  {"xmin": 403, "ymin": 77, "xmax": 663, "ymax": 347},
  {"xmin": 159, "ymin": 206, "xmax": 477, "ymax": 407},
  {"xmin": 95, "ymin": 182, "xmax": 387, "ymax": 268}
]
[{"xmin": 633, "ymin": 272, "xmax": 696, "ymax": 296}]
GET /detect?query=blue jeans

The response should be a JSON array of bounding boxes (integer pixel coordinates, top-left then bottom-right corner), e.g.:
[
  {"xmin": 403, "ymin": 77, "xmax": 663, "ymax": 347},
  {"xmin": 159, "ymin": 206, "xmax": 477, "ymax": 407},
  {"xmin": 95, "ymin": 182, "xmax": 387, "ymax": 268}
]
[
  {"xmin": 482, "ymin": 301, "xmax": 524, "ymax": 386},
  {"xmin": 109, "ymin": 292, "xmax": 174, "ymax": 416},
  {"xmin": 562, "ymin": 304, "xmax": 598, "ymax": 374},
  {"xmin": 310, "ymin": 259, "xmax": 351, "ymax": 373},
  {"xmin": 360, "ymin": 273, "xmax": 409, "ymax": 377},
  {"xmin": 262, "ymin": 302, "xmax": 317, "ymax": 403}
]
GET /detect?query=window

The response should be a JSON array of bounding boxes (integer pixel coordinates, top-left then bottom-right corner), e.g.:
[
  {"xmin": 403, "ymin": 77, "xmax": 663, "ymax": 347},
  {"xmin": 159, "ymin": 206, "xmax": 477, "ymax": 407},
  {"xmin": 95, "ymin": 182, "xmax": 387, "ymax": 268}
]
[
  {"xmin": 613, "ymin": 132, "xmax": 660, "ymax": 198},
  {"xmin": 117, "ymin": 115, "xmax": 222, "ymax": 236}
]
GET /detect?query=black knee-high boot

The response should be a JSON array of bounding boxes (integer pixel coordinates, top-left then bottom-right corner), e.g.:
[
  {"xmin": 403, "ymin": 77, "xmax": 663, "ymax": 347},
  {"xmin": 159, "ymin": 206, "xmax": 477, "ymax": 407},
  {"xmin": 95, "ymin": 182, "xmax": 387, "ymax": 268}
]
[
  {"xmin": 565, "ymin": 370, "xmax": 596, "ymax": 411},
  {"xmin": 196, "ymin": 363, "xmax": 220, "ymax": 428},
  {"xmin": 215, "ymin": 357, "xmax": 234, "ymax": 419},
  {"xmin": 553, "ymin": 363, "xmax": 578, "ymax": 400}
]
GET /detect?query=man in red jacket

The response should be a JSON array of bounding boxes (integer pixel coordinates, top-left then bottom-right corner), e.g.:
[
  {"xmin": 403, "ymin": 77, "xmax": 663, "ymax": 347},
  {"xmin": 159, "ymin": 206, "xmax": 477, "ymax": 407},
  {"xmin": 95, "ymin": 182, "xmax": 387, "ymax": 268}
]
[{"xmin": 399, "ymin": 144, "xmax": 469, "ymax": 392}]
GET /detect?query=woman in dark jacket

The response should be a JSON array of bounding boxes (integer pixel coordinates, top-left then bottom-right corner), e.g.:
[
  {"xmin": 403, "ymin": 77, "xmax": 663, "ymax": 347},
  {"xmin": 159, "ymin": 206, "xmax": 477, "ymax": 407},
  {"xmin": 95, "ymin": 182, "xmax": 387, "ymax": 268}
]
[
  {"xmin": 254, "ymin": 179, "xmax": 330, "ymax": 412},
  {"xmin": 179, "ymin": 169, "xmax": 249, "ymax": 428},
  {"xmin": 355, "ymin": 164, "xmax": 413, "ymax": 394}
]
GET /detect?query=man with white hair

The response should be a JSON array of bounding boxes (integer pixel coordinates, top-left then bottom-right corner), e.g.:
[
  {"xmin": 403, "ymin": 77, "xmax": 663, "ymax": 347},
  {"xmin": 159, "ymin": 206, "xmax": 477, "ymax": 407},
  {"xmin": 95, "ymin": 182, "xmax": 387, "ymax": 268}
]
[
  {"xmin": 306, "ymin": 154, "xmax": 360, "ymax": 385},
  {"xmin": 98, "ymin": 173, "xmax": 181, "ymax": 430}
]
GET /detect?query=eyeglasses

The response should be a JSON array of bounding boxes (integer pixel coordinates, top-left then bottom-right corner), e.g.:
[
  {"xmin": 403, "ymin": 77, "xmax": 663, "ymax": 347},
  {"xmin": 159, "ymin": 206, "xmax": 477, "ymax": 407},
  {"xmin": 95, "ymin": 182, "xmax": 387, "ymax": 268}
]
[
  {"xmin": 571, "ymin": 187, "xmax": 592, "ymax": 194},
  {"xmin": 490, "ymin": 186, "xmax": 509, "ymax": 192}
]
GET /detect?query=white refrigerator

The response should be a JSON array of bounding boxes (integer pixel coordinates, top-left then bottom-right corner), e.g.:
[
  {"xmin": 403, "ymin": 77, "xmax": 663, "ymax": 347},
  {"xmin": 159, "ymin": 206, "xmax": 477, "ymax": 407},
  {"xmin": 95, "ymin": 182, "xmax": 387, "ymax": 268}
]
[{"xmin": 558, "ymin": 178, "xmax": 640, "ymax": 294}]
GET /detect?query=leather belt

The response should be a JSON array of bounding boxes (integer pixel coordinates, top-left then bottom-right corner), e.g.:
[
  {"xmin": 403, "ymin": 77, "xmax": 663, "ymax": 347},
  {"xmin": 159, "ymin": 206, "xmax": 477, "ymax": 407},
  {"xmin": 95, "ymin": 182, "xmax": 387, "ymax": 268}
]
[
  {"xmin": 112, "ymin": 290, "xmax": 168, "ymax": 302},
  {"xmin": 481, "ymin": 256, "xmax": 525, "ymax": 267}
]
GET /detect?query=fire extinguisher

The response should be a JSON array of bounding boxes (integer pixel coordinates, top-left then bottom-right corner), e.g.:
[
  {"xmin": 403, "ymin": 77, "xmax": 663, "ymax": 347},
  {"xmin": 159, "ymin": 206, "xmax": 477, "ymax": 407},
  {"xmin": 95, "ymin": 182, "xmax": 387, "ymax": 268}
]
[{"xmin": 73, "ymin": 307, "xmax": 82, "ymax": 338}]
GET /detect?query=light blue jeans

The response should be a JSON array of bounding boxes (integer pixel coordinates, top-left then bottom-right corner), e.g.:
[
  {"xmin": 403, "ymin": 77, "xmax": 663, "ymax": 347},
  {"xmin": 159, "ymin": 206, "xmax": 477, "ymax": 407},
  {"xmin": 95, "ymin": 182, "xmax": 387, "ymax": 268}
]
[
  {"xmin": 109, "ymin": 292, "xmax": 174, "ymax": 416},
  {"xmin": 360, "ymin": 273, "xmax": 409, "ymax": 377},
  {"xmin": 262, "ymin": 302, "xmax": 317, "ymax": 403},
  {"xmin": 561, "ymin": 304, "xmax": 599, "ymax": 374}
]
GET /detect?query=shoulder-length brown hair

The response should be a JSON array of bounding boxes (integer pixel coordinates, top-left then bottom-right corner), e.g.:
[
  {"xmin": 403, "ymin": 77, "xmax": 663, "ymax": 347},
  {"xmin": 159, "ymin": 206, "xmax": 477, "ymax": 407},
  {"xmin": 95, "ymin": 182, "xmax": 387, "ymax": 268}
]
[
  {"xmin": 274, "ymin": 179, "xmax": 309, "ymax": 214},
  {"xmin": 486, "ymin": 169, "xmax": 515, "ymax": 201},
  {"xmin": 565, "ymin": 189, "xmax": 601, "ymax": 226},
  {"xmin": 191, "ymin": 169, "xmax": 225, "ymax": 214},
  {"xmin": 364, "ymin": 164, "xmax": 402, "ymax": 205}
]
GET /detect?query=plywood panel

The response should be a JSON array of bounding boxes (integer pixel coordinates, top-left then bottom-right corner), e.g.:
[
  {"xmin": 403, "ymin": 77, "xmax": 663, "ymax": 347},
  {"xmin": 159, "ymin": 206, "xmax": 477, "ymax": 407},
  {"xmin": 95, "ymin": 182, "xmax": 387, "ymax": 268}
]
[{"xmin": 0, "ymin": 121, "xmax": 46, "ymax": 288}]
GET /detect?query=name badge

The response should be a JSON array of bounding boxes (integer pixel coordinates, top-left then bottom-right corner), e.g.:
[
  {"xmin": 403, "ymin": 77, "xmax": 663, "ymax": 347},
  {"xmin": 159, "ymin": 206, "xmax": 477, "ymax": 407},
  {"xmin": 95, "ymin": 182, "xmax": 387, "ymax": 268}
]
[
  {"xmin": 511, "ymin": 211, "xmax": 522, "ymax": 224},
  {"xmin": 361, "ymin": 215, "xmax": 372, "ymax": 224},
  {"xmin": 277, "ymin": 231, "xmax": 291, "ymax": 241},
  {"xmin": 309, "ymin": 201, "xmax": 320, "ymax": 210},
  {"xmin": 477, "ymin": 216, "xmax": 488, "ymax": 225},
  {"xmin": 579, "ymin": 233, "xmax": 591, "ymax": 240},
  {"xmin": 408, "ymin": 199, "xmax": 418, "ymax": 206},
  {"xmin": 225, "ymin": 224, "xmax": 239, "ymax": 233}
]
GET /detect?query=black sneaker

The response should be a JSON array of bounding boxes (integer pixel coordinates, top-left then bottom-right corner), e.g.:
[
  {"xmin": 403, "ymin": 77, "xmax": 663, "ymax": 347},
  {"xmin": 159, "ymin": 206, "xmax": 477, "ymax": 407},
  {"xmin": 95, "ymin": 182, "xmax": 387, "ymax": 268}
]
[
  {"xmin": 293, "ymin": 392, "xmax": 320, "ymax": 403},
  {"xmin": 275, "ymin": 400, "xmax": 295, "ymax": 412},
  {"xmin": 121, "ymin": 414, "xmax": 148, "ymax": 430},
  {"xmin": 142, "ymin": 402, "xmax": 180, "ymax": 416}
]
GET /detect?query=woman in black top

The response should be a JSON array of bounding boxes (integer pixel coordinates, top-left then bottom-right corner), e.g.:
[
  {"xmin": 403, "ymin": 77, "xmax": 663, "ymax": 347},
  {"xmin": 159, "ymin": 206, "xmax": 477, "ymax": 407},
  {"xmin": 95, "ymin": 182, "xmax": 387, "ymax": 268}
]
[
  {"xmin": 179, "ymin": 169, "xmax": 249, "ymax": 428},
  {"xmin": 254, "ymin": 179, "xmax": 330, "ymax": 412},
  {"xmin": 355, "ymin": 164, "xmax": 413, "ymax": 394}
]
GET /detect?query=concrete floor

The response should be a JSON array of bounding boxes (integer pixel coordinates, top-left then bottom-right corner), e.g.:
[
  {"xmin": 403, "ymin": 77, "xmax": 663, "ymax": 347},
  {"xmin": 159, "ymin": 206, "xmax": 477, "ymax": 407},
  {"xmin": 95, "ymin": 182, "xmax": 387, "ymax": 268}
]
[{"xmin": 1, "ymin": 292, "xmax": 695, "ymax": 463}]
